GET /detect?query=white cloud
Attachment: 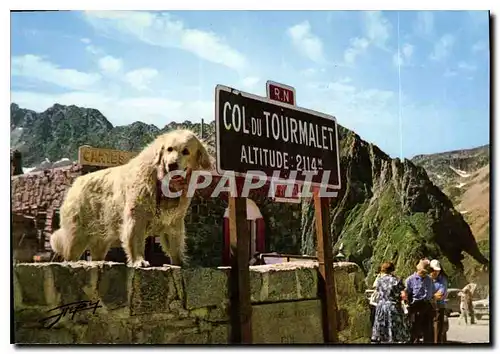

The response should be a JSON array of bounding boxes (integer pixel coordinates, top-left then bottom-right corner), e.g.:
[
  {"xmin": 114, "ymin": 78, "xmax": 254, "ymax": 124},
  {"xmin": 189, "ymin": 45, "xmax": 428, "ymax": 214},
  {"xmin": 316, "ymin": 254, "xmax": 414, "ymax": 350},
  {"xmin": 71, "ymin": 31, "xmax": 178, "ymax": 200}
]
[
  {"xmin": 393, "ymin": 43, "xmax": 414, "ymax": 66},
  {"xmin": 287, "ymin": 21, "xmax": 325, "ymax": 63},
  {"xmin": 83, "ymin": 11, "xmax": 247, "ymax": 71},
  {"xmin": 85, "ymin": 44, "xmax": 104, "ymax": 56},
  {"xmin": 338, "ymin": 77, "xmax": 352, "ymax": 84},
  {"xmin": 457, "ymin": 61, "xmax": 477, "ymax": 71},
  {"xmin": 125, "ymin": 68, "xmax": 159, "ymax": 91},
  {"xmin": 81, "ymin": 38, "xmax": 91, "ymax": 44},
  {"xmin": 414, "ymin": 11, "xmax": 434, "ymax": 36},
  {"xmin": 364, "ymin": 11, "xmax": 391, "ymax": 48},
  {"xmin": 343, "ymin": 11, "xmax": 391, "ymax": 65},
  {"xmin": 344, "ymin": 37, "xmax": 369, "ymax": 64},
  {"xmin": 402, "ymin": 43, "xmax": 414, "ymax": 58},
  {"xmin": 11, "ymin": 54, "xmax": 101, "ymax": 90},
  {"xmin": 472, "ymin": 40, "xmax": 488, "ymax": 53},
  {"xmin": 429, "ymin": 34, "xmax": 455, "ymax": 62},
  {"xmin": 98, "ymin": 55, "xmax": 123, "ymax": 75},
  {"xmin": 241, "ymin": 76, "xmax": 260, "ymax": 89}
]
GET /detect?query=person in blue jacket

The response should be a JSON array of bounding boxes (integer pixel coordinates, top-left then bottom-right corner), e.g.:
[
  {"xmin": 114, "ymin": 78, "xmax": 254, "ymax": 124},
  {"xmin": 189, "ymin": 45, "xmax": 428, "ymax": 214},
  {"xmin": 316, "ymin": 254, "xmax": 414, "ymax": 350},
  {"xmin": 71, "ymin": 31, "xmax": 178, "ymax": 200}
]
[{"xmin": 430, "ymin": 259, "xmax": 448, "ymax": 343}]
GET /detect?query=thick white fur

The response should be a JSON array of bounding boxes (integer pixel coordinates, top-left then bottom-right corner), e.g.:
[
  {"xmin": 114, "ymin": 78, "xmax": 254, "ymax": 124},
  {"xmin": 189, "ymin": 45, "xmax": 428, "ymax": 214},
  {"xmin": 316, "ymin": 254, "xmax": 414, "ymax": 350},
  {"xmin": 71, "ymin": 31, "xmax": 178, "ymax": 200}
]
[{"xmin": 50, "ymin": 129, "xmax": 212, "ymax": 267}]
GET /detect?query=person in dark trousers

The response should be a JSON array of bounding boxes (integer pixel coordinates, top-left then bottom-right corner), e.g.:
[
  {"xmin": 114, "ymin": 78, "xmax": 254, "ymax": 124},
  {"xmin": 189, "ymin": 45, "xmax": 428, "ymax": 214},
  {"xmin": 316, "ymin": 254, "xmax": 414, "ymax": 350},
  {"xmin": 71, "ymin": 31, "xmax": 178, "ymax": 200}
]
[
  {"xmin": 430, "ymin": 259, "xmax": 448, "ymax": 343},
  {"xmin": 405, "ymin": 259, "xmax": 435, "ymax": 343}
]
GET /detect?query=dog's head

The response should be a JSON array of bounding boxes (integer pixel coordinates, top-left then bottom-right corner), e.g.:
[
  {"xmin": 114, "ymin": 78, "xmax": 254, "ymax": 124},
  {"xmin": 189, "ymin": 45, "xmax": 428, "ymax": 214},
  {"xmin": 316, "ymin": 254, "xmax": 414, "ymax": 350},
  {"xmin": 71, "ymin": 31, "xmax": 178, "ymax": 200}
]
[{"xmin": 154, "ymin": 129, "xmax": 212, "ymax": 185}]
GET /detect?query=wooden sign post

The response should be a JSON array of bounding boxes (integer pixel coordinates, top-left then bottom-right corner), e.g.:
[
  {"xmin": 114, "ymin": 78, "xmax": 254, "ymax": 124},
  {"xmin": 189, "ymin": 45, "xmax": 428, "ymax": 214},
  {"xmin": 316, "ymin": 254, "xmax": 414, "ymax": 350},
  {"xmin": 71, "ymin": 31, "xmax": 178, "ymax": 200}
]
[
  {"xmin": 313, "ymin": 188, "xmax": 339, "ymax": 343},
  {"xmin": 215, "ymin": 82, "xmax": 342, "ymax": 344},
  {"xmin": 228, "ymin": 193, "xmax": 252, "ymax": 343}
]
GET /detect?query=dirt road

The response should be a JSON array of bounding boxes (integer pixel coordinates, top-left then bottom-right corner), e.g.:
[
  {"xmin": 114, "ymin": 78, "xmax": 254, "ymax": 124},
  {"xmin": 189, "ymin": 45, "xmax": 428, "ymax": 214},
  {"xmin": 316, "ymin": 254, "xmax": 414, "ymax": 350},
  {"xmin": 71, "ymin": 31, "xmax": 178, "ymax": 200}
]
[{"xmin": 447, "ymin": 316, "xmax": 490, "ymax": 344}]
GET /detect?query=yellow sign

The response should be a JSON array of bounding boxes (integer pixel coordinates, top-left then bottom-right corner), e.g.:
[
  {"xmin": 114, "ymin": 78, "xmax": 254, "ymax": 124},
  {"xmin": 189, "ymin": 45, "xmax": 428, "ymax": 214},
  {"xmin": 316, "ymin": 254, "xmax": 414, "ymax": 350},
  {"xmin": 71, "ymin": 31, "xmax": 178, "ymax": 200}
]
[{"xmin": 78, "ymin": 146, "xmax": 139, "ymax": 167}]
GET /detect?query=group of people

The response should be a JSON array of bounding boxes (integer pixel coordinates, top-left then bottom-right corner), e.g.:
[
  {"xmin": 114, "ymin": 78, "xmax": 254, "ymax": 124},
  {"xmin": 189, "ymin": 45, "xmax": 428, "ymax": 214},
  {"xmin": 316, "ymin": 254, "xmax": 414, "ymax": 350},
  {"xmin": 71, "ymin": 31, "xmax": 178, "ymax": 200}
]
[{"xmin": 369, "ymin": 258, "xmax": 449, "ymax": 344}]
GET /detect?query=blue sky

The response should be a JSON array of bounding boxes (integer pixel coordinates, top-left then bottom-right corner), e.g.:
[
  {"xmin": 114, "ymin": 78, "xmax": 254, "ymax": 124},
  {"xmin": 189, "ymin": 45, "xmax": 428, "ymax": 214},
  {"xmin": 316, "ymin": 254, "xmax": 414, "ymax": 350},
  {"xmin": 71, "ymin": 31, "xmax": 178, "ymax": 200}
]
[{"xmin": 11, "ymin": 10, "xmax": 490, "ymax": 158}]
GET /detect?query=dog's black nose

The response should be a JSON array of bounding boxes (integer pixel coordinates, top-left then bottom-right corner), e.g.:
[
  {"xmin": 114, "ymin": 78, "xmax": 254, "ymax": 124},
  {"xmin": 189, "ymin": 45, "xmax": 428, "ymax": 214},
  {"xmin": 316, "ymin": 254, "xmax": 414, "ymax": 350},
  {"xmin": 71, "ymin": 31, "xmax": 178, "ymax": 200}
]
[{"xmin": 168, "ymin": 163, "xmax": 179, "ymax": 171}]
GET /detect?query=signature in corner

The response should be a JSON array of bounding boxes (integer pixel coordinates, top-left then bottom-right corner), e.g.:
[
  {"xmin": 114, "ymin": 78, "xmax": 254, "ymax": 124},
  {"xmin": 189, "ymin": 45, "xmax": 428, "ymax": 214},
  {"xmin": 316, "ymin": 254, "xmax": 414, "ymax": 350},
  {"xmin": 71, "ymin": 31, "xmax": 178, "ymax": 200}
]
[{"xmin": 39, "ymin": 300, "xmax": 102, "ymax": 329}]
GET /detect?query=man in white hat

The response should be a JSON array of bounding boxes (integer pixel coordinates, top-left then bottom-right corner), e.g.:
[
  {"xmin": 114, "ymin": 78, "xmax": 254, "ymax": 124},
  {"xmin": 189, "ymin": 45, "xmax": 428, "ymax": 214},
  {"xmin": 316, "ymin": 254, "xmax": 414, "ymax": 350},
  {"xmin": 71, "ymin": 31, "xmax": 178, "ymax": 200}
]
[
  {"xmin": 430, "ymin": 259, "xmax": 448, "ymax": 343},
  {"xmin": 405, "ymin": 258, "xmax": 434, "ymax": 343}
]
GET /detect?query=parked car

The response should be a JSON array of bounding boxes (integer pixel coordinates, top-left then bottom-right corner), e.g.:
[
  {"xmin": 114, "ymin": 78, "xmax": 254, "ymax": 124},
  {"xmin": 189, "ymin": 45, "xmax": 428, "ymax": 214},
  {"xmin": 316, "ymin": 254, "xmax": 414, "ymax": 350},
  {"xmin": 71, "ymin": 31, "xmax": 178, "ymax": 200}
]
[
  {"xmin": 444, "ymin": 288, "xmax": 462, "ymax": 317},
  {"xmin": 472, "ymin": 296, "xmax": 489, "ymax": 320}
]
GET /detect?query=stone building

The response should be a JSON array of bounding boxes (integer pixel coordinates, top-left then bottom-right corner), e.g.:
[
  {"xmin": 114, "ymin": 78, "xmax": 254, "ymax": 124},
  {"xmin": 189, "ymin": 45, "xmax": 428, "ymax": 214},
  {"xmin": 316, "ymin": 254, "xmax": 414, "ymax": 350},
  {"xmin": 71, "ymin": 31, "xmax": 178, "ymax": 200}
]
[{"xmin": 11, "ymin": 162, "xmax": 85, "ymax": 262}]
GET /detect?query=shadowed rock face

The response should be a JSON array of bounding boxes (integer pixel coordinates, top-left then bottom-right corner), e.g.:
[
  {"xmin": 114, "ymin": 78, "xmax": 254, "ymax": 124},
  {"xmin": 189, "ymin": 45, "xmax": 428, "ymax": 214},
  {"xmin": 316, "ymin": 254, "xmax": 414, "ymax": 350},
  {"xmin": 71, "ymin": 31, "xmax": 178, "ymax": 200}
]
[
  {"xmin": 300, "ymin": 126, "xmax": 488, "ymax": 286},
  {"xmin": 11, "ymin": 103, "xmax": 488, "ymax": 286}
]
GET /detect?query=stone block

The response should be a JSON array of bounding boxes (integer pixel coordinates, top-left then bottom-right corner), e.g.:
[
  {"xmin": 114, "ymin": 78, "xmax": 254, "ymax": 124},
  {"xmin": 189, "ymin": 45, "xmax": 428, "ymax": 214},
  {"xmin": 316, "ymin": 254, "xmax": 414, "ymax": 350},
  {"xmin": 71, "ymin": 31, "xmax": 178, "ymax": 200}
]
[
  {"xmin": 183, "ymin": 267, "xmax": 229, "ymax": 309},
  {"xmin": 169, "ymin": 299, "xmax": 189, "ymax": 318},
  {"xmin": 130, "ymin": 267, "xmax": 173, "ymax": 316},
  {"xmin": 80, "ymin": 319, "xmax": 132, "ymax": 344},
  {"xmin": 209, "ymin": 324, "xmax": 230, "ymax": 344},
  {"xmin": 14, "ymin": 264, "xmax": 55, "ymax": 307},
  {"xmin": 14, "ymin": 308, "xmax": 47, "ymax": 329},
  {"xmin": 131, "ymin": 319, "xmax": 198, "ymax": 344},
  {"xmin": 97, "ymin": 263, "xmax": 129, "ymax": 310},
  {"xmin": 337, "ymin": 295, "xmax": 371, "ymax": 343},
  {"xmin": 15, "ymin": 328, "xmax": 74, "ymax": 344},
  {"xmin": 182, "ymin": 330, "xmax": 209, "ymax": 344},
  {"xmin": 169, "ymin": 266, "xmax": 185, "ymax": 301},
  {"xmin": 252, "ymin": 299, "xmax": 323, "ymax": 344},
  {"xmin": 52, "ymin": 262, "xmax": 98, "ymax": 305},
  {"xmin": 250, "ymin": 262, "xmax": 318, "ymax": 303},
  {"xmin": 207, "ymin": 305, "xmax": 229, "ymax": 322},
  {"xmin": 189, "ymin": 307, "xmax": 209, "ymax": 319},
  {"xmin": 333, "ymin": 262, "xmax": 371, "ymax": 343}
]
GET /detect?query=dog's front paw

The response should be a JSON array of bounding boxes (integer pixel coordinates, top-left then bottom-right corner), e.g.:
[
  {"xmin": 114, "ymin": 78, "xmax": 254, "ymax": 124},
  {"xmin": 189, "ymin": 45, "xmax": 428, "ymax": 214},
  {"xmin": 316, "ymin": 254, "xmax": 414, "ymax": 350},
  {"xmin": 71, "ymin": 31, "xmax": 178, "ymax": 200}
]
[{"xmin": 130, "ymin": 259, "xmax": 151, "ymax": 268}]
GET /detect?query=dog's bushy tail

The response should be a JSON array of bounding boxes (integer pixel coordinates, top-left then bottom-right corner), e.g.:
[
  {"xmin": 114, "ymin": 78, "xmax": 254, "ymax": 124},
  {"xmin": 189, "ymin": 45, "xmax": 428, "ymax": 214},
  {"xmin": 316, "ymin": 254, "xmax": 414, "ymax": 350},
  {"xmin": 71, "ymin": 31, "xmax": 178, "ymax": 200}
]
[{"xmin": 50, "ymin": 229, "xmax": 67, "ymax": 259}]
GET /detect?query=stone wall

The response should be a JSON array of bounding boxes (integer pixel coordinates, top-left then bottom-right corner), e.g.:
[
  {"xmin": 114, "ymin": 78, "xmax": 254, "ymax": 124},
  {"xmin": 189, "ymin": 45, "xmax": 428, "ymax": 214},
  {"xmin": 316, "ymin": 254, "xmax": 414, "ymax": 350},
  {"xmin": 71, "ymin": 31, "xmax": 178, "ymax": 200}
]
[{"xmin": 13, "ymin": 261, "xmax": 370, "ymax": 344}]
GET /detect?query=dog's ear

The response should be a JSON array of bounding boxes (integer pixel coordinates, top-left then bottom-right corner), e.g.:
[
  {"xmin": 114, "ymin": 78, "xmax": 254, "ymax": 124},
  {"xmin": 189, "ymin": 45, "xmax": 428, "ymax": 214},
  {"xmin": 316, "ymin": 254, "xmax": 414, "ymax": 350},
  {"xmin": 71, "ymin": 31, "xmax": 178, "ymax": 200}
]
[
  {"xmin": 155, "ymin": 146, "xmax": 166, "ymax": 180},
  {"xmin": 196, "ymin": 142, "xmax": 212, "ymax": 170}
]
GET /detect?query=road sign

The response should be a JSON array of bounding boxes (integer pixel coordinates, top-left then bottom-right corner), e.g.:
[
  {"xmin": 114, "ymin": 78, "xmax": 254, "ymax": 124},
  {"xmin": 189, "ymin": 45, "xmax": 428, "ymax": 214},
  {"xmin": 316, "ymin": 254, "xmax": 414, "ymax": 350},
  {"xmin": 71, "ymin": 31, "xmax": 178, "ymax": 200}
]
[
  {"xmin": 215, "ymin": 84, "xmax": 341, "ymax": 189},
  {"xmin": 266, "ymin": 80, "xmax": 296, "ymax": 106},
  {"xmin": 78, "ymin": 146, "xmax": 138, "ymax": 167}
]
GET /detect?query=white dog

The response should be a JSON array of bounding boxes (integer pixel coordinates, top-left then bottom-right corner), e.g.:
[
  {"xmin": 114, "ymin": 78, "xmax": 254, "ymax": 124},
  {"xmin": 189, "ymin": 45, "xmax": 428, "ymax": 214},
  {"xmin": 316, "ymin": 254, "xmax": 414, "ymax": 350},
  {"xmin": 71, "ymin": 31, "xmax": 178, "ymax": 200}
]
[{"xmin": 50, "ymin": 129, "xmax": 212, "ymax": 267}]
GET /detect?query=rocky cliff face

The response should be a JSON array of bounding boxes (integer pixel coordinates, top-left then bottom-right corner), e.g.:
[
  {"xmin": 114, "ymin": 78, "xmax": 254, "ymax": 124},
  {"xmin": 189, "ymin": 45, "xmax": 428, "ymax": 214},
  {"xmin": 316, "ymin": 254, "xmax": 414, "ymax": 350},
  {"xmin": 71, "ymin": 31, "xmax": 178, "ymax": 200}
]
[
  {"xmin": 11, "ymin": 103, "xmax": 489, "ymax": 287},
  {"xmin": 299, "ymin": 128, "xmax": 488, "ymax": 287}
]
